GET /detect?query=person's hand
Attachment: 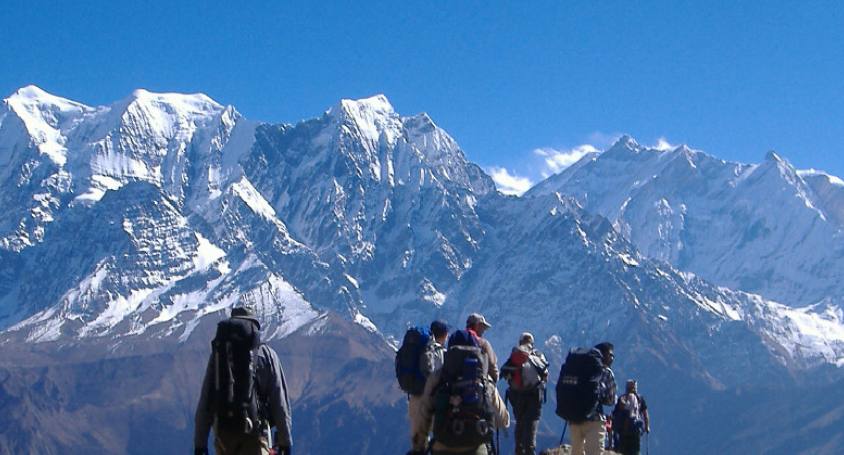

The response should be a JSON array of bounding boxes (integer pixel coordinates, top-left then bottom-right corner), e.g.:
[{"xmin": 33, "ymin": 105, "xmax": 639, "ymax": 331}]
[
  {"xmin": 275, "ymin": 445, "xmax": 291, "ymax": 455},
  {"xmin": 194, "ymin": 448, "xmax": 209, "ymax": 455},
  {"xmin": 645, "ymin": 425, "xmax": 651, "ymax": 433}
]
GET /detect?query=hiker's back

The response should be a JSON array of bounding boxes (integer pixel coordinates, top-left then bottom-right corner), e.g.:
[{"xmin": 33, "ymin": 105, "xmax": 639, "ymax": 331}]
[
  {"xmin": 396, "ymin": 326, "xmax": 432, "ymax": 396},
  {"xmin": 503, "ymin": 345, "xmax": 549, "ymax": 393},
  {"xmin": 555, "ymin": 347, "xmax": 605, "ymax": 423},
  {"xmin": 212, "ymin": 316, "xmax": 262, "ymax": 434},
  {"xmin": 432, "ymin": 330, "xmax": 496, "ymax": 449},
  {"xmin": 195, "ymin": 306, "xmax": 294, "ymax": 455}
]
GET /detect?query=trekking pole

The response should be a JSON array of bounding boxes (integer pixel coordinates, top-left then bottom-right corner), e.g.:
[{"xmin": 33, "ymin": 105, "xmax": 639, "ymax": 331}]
[
  {"xmin": 496, "ymin": 429, "xmax": 500, "ymax": 455},
  {"xmin": 266, "ymin": 421, "xmax": 274, "ymax": 455},
  {"xmin": 559, "ymin": 422, "xmax": 567, "ymax": 446},
  {"xmin": 647, "ymin": 432, "xmax": 650, "ymax": 455}
]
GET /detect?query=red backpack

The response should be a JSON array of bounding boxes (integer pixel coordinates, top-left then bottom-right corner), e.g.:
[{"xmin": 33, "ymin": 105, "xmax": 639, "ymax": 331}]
[{"xmin": 503, "ymin": 346, "xmax": 548, "ymax": 391}]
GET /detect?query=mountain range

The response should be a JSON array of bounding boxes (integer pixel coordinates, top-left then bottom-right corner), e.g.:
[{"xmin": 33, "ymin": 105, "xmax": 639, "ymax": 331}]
[{"xmin": 0, "ymin": 86, "xmax": 842, "ymax": 454}]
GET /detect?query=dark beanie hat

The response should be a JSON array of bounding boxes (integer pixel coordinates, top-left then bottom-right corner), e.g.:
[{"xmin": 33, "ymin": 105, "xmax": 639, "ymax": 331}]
[{"xmin": 430, "ymin": 320, "xmax": 449, "ymax": 337}]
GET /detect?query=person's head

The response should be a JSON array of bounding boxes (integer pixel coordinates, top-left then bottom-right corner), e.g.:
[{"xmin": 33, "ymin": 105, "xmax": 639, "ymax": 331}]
[
  {"xmin": 231, "ymin": 301, "xmax": 260, "ymax": 329},
  {"xmin": 626, "ymin": 379, "xmax": 638, "ymax": 394},
  {"xmin": 519, "ymin": 332, "xmax": 534, "ymax": 348},
  {"xmin": 594, "ymin": 341, "xmax": 614, "ymax": 367},
  {"xmin": 447, "ymin": 329, "xmax": 476, "ymax": 349},
  {"xmin": 466, "ymin": 313, "xmax": 491, "ymax": 336},
  {"xmin": 430, "ymin": 320, "xmax": 449, "ymax": 344},
  {"xmin": 231, "ymin": 301, "xmax": 257, "ymax": 318}
]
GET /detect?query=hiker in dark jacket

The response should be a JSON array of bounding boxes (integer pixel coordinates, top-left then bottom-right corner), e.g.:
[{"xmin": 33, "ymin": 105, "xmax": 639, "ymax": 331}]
[
  {"xmin": 612, "ymin": 379, "xmax": 649, "ymax": 455},
  {"xmin": 408, "ymin": 320, "xmax": 449, "ymax": 454},
  {"xmin": 569, "ymin": 342, "xmax": 616, "ymax": 455},
  {"xmin": 501, "ymin": 332, "xmax": 549, "ymax": 455},
  {"xmin": 194, "ymin": 304, "xmax": 293, "ymax": 455}
]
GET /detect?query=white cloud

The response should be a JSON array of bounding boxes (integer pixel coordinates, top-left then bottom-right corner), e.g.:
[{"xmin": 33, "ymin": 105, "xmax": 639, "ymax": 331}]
[
  {"xmin": 534, "ymin": 144, "xmax": 599, "ymax": 177},
  {"xmin": 487, "ymin": 166, "xmax": 533, "ymax": 196},
  {"xmin": 653, "ymin": 137, "xmax": 677, "ymax": 151}
]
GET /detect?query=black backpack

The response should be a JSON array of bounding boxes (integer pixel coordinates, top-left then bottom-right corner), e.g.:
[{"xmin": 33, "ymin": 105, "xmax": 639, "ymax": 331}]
[
  {"xmin": 211, "ymin": 316, "xmax": 262, "ymax": 434},
  {"xmin": 555, "ymin": 347, "xmax": 604, "ymax": 423},
  {"xmin": 432, "ymin": 330, "xmax": 495, "ymax": 448},
  {"xmin": 395, "ymin": 326, "xmax": 432, "ymax": 396}
]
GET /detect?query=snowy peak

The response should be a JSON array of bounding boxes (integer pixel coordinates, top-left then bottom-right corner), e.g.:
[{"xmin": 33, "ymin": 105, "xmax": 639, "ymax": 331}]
[
  {"xmin": 2, "ymin": 85, "xmax": 93, "ymax": 166},
  {"xmin": 529, "ymin": 134, "xmax": 844, "ymax": 307},
  {"xmin": 332, "ymin": 94, "xmax": 395, "ymax": 117},
  {"xmin": 118, "ymin": 88, "xmax": 223, "ymax": 120},
  {"xmin": 109, "ymin": 88, "xmax": 226, "ymax": 141},
  {"xmin": 610, "ymin": 134, "xmax": 641, "ymax": 152},
  {"xmin": 765, "ymin": 150, "xmax": 783, "ymax": 163},
  {"xmin": 324, "ymin": 94, "xmax": 402, "ymax": 150},
  {"xmin": 5, "ymin": 85, "xmax": 91, "ymax": 114}
]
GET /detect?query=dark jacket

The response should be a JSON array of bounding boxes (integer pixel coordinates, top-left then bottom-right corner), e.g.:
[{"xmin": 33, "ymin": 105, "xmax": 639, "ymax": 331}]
[{"xmin": 194, "ymin": 338, "xmax": 292, "ymax": 449}]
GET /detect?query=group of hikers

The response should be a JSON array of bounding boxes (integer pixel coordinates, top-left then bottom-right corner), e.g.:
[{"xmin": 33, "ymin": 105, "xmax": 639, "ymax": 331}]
[
  {"xmin": 397, "ymin": 314, "xmax": 651, "ymax": 455},
  {"xmin": 191, "ymin": 304, "xmax": 650, "ymax": 455}
]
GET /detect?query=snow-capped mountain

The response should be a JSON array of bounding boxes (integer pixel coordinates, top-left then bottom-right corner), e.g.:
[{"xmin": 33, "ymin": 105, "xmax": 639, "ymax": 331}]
[
  {"xmin": 0, "ymin": 86, "xmax": 336, "ymax": 343},
  {"xmin": 1, "ymin": 87, "xmax": 844, "ymax": 454},
  {"xmin": 528, "ymin": 136, "xmax": 844, "ymax": 308},
  {"xmin": 2, "ymin": 85, "xmax": 843, "ymax": 373}
]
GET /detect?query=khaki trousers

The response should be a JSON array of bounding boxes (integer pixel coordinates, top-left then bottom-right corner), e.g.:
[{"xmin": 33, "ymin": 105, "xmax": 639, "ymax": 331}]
[
  {"xmin": 214, "ymin": 427, "xmax": 270, "ymax": 455},
  {"xmin": 409, "ymin": 394, "xmax": 432, "ymax": 451},
  {"xmin": 569, "ymin": 420, "xmax": 606, "ymax": 455}
]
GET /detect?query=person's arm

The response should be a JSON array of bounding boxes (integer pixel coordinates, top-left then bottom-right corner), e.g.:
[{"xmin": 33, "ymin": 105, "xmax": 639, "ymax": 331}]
[
  {"xmin": 419, "ymin": 370, "xmax": 441, "ymax": 425},
  {"xmin": 263, "ymin": 346, "xmax": 293, "ymax": 449},
  {"xmin": 491, "ymin": 383, "xmax": 511, "ymax": 429},
  {"xmin": 194, "ymin": 353, "xmax": 215, "ymax": 451},
  {"xmin": 641, "ymin": 396, "xmax": 650, "ymax": 433},
  {"xmin": 421, "ymin": 344, "xmax": 436, "ymax": 376},
  {"xmin": 484, "ymin": 340, "xmax": 499, "ymax": 383},
  {"xmin": 601, "ymin": 368, "xmax": 617, "ymax": 406}
]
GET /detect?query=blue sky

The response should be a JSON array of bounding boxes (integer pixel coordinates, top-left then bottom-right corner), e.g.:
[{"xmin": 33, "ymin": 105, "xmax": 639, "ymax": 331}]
[{"xmin": 3, "ymin": 1, "xmax": 844, "ymax": 192}]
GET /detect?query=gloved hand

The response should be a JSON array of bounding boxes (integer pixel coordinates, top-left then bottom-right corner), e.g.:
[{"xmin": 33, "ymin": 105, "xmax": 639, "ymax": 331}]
[
  {"xmin": 194, "ymin": 448, "xmax": 209, "ymax": 455},
  {"xmin": 275, "ymin": 445, "xmax": 291, "ymax": 455}
]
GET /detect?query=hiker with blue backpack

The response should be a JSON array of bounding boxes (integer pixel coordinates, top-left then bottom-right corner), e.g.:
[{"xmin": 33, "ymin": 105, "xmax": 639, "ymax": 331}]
[
  {"xmin": 194, "ymin": 303, "xmax": 292, "ymax": 455},
  {"xmin": 397, "ymin": 320, "xmax": 450, "ymax": 455},
  {"xmin": 554, "ymin": 342, "xmax": 617, "ymax": 455},
  {"xmin": 611, "ymin": 380, "xmax": 650, "ymax": 455},
  {"xmin": 420, "ymin": 328, "xmax": 510, "ymax": 454},
  {"xmin": 501, "ymin": 332, "xmax": 550, "ymax": 455}
]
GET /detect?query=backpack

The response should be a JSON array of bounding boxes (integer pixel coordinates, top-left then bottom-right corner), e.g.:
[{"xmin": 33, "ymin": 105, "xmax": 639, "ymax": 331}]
[
  {"xmin": 432, "ymin": 330, "xmax": 496, "ymax": 448},
  {"xmin": 502, "ymin": 346, "xmax": 549, "ymax": 392},
  {"xmin": 613, "ymin": 393, "xmax": 644, "ymax": 436},
  {"xmin": 395, "ymin": 326, "xmax": 432, "ymax": 396},
  {"xmin": 555, "ymin": 347, "xmax": 604, "ymax": 423},
  {"xmin": 211, "ymin": 316, "xmax": 263, "ymax": 434}
]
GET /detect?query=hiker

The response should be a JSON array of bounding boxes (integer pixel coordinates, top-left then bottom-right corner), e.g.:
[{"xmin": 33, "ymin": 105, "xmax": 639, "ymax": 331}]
[
  {"xmin": 466, "ymin": 313, "xmax": 499, "ymax": 382},
  {"xmin": 420, "ymin": 329, "xmax": 510, "ymax": 454},
  {"xmin": 501, "ymin": 332, "xmax": 550, "ymax": 455},
  {"xmin": 194, "ymin": 303, "xmax": 292, "ymax": 455},
  {"xmin": 555, "ymin": 342, "xmax": 616, "ymax": 455},
  {"xmin": 612, "ymin": 380, "xmax": 650, "ymax": 455},
  {"xmin": 405, "ymin": 320, "xmax": 450, "ymax": 454}
]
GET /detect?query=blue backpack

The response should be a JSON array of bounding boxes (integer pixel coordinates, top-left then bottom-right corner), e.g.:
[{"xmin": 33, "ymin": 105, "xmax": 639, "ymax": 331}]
[{"xmin": 395, "ymin": 326, "xmax": 432, "ymax": 395}]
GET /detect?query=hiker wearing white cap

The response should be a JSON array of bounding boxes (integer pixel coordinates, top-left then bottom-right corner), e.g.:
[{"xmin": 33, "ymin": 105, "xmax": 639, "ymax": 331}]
[
  {"xmin": 612, "ymin": 379, "xmax": 650, "ymax": 455},
  {"xmin": 466, "ymin": 313, "xmax": 499, "ymax": 382}
]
